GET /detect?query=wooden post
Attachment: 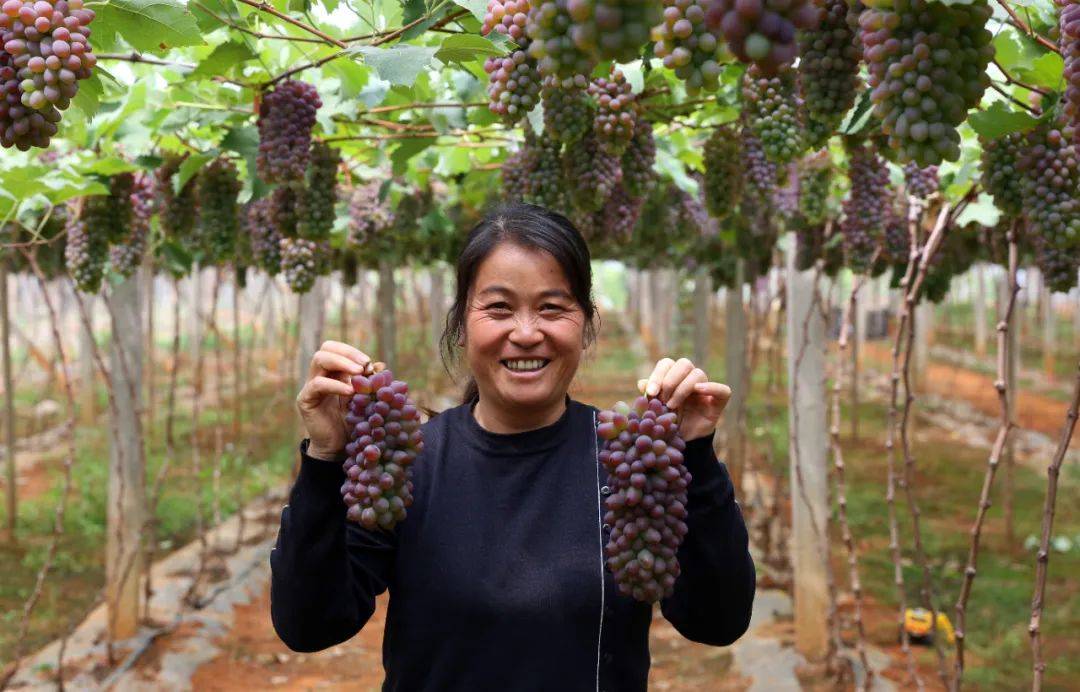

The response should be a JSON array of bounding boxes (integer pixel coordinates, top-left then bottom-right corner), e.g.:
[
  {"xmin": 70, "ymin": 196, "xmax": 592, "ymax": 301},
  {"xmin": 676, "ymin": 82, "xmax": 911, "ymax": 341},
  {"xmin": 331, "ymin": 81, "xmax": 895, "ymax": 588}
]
[
  {"xmin": 974, "ymin": 264, "xmax": 988, "ymax": 358},
  {"xmin": 785, "ymin": 242, "xmax": 830, "ymax": 662},
  {"xmin": 692, "ymin": 266, "xmax": 712, "ymax": 368},
  {"xmin": 912, "ymin": 300, "xmax": 932, "ymax": 391},
  {"xmin": 79, "ymin": 293, "xmax": 96, "ymax": 422},
  {"xmin": 851, "ymin": 284, "xmax": 865, "ymax": 440},
  {"xmin": 106, "ymin": 274, "xmax": 146, "ymax": 640},
  {"xmin": 2, "ymin": 262, "xmax": 16, "ymax": 539},
  {"xmin": 377, "ymin": 260, "xmax": 397, "ymax": 367},
  {"xmin": 295, "ymin": 278, "xmax": 327, "ymax": 395},
  {"xmin": 1042, "ymin": 276, "xmax": 1055, "ymax": 381},
  {"xmin": 724, "ymin": 260, "xmax": 746, "ymax": 494}
]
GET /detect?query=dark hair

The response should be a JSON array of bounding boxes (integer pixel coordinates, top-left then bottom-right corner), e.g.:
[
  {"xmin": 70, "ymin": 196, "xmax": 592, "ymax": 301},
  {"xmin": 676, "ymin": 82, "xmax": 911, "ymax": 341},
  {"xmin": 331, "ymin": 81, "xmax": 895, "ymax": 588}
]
[{"xmin": 440, "ymin": 202, "xmax": 599, "ymax": 404}]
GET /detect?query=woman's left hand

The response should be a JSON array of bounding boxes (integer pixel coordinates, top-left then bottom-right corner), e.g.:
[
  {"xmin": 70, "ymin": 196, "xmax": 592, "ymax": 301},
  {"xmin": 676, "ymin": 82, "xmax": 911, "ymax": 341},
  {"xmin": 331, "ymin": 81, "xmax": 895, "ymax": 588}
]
[{"xmin": 637, "ymin": 358, "xmax": 732, "ymax": 442}]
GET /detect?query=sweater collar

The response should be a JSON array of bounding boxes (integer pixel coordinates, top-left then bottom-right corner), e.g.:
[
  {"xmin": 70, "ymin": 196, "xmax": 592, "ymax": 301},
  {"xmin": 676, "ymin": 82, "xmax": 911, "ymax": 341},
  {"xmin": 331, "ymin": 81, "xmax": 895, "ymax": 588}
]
[{"xmin": 462, "ymin": 394, "xmax": 579, "ymax": 457}]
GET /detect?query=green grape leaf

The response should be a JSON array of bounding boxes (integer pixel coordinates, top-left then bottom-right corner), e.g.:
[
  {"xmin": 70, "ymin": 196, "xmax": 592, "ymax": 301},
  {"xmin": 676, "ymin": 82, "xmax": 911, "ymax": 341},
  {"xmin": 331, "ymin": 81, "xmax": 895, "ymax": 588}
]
[
  {"xmin": 94, "ymin": 0, "xmax": 204, "ymax": 54},
  {"xmin": 329, "ymin": 59, "xmax": 370, "ymax": 99},
  {"xmin": 1021, "ymin": 53, "xmax": 1065, "ymax": 90},
  {"xmin": 176, "ymin": 153, "xmax": 215, "ymax": 193},
  {"xmin": 435, "ymin": 34, "xmax": 503, "ymax": 65},
  {"xmin": 190, "ymin": 0, "xmax": 242, "ymax": 33},
  {"xmin": 968, "ymin": 101, "xmax": 1040, "ymax": 139},
  {"xmin": 452, "ymin": 0, "xmax": 487, "ymax": 21},
  {"xmin": 354, "ymin": 45, "xmax": 439, "ymax": 86},
  {"xmin": 80, "ymin": 157, "xmax": 141, "ymax": 176},
  {"xmin": 953, "ymin": 193, "xmax": 1001, "ymax": 228},
  {"xmin": 391, "ymin": 137, "xmax": 437, "ymax": 176},
  {"xmin": 192, "ymin": 42, "xmax": 256, "ymax": 78}
]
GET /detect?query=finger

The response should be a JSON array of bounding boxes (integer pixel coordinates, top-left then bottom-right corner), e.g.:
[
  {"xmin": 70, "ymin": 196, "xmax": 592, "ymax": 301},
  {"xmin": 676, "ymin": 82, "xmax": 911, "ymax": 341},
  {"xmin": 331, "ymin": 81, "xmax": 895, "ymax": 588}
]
[
  {"xmin": 694, "ymin": 381, "xmax": 733, "ymax": 412},
  {"xmin": 637, "ymin": 378, "xmax": 648, "ymax": 394},
  {"xmin": 659, "ymin": 358, "xmax": 695, "ymax": 402},
  {"xmin": 309, "ymin": 350, "xmax": 365, "ymax": 379},
  {"xmin": 297, "ymin": 375, "xmax": 354, "ymax": 407},
  {"xmin": 645, "ymin": 358, "xmax": 675, "ymax": 397},
  {"xmin": 371, "ymin": 361, "xmax": 387, "ymax": 373},
  {"xmin": 668, "ymin": 368, "xmax": 707, "ymax": 410},
  {"xmin": 319, "ymin": 340, "xmax": 372, "ymax": 367}
]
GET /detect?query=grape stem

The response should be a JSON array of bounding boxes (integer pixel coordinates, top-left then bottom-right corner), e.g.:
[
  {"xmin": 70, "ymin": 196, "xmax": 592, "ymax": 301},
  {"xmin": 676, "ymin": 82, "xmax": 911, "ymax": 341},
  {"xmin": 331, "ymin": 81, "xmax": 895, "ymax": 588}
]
[
  {"xmin": 989, "ymin": 82, "xmax": 1042, "ymax": 116},
  {"xmin": 97, "ymin": 53, "xmax": 253, "ymax": 88},
  {"xmin": 995, "ymin": 0, "xmax": 1060, "ymax": 54},
  {"xmin": 235, "ymin": 0, "xmax": 348, "ymax": 48},
  {"xmin": 191, "ymin": 0, "xmax": 325, "ymax": 43},
  {"xmin": 992, "ymin": 58, "xmax": 1051, "ymax": 97}
]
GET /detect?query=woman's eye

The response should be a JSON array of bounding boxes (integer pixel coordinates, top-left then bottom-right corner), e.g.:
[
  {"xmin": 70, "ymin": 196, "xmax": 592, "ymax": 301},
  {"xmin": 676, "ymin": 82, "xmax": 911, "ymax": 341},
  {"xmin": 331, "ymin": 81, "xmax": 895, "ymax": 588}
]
[
  {"xmin": 541, "ymin": 304, "xmax": 565, "ymax": 312},
  {"xmin": 486, "ymin": 302, "xmax": 512, "ymax": 311}
]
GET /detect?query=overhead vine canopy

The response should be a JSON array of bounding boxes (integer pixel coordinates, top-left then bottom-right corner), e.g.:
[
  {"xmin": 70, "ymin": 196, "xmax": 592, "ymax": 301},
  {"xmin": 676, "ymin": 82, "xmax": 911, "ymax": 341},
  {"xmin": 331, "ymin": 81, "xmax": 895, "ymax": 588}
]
[{"xmin": 0, "ymin": 0, "xmax": 1076, "ymax": 293}]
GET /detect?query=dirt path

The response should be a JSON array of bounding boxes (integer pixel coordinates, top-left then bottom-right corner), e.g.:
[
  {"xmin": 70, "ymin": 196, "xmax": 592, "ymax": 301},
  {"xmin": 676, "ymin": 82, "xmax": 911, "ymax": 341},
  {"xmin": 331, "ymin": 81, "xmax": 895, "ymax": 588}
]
[{"xmin": 863, "ymin": 342, "xmax": 1078, "ymax": 444}]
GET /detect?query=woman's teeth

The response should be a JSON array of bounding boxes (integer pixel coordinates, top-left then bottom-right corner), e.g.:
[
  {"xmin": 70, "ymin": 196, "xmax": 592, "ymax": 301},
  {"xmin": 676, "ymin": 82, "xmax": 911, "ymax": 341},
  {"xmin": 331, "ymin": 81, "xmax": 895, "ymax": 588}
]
[{"xmin": 502, "ymin": 359, "xmax": 549, "ymax": 372}]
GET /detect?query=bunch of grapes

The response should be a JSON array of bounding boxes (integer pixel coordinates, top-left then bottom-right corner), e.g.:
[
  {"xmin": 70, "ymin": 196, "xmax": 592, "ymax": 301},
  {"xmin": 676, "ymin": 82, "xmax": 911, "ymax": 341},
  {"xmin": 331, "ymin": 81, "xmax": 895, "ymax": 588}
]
[
  {"xmin": 563, "ymin": 130, "xmax": 622, "ymax": 213},
  {"xmin": 881, "ymin": 203, "xmax": 909, "ymax": 266},
  {"xmin": 347, "ymin": 180, "xmax": 395, "ymax": 249},
  {"xmin": 597, "ymin": 396, "xmax": 691, "ymax": 603},
  {"xmin": 341, "ymin": 369, "xmax": 421, "ymax": 531},
  {"xmin": 981, "ymin": 132, "xmax": 1024, "ymax": 218},
  {"xmin": 773, "ymin": 162, "xmax": 800, "ymax": 223},
  {"xmin": 541, "ymin": 76, "xmax": 593, "ymax": 145},
  {"xmin": 296, "ymin": 141, "xmax": 340, "ymax": 241},
  {"xmin": 703, "ymin": 0, "xmax": 819, "ymax": 74},
  {"xmin": 795, "ymin": 220, "xmax": 826, "ymax": 270},
  {"xmin": 580, "ymin": 1, "xmax": 664, "ymax": 63},
  {"xmin": 798, "ymin": 151, "xmax": 832, "ymax": 226},
  {"xmin": 857, "ymin": 0, "xmax": 994, "ymax": 166},
  {"xmin": 602, "ymin": 182, "xmax": 645, "ymax": 242},
  {"xmin": 0, "ymin": 0, "xmax": 96, "ymax": 150},
  {"xmin": 109, "ymin": 173, "xmax": 152, "ymax": 278},
  {"xmin": 280, "ymin": 236, "xmax": 327, "ymax": 293},
  {"xmin": 742, "ymin": 66, "xmax": 805, "ymax": 164},
  {"xmin": 256, "ymin": 80, "xmax": 321, "ymax": 183},
  {"xmin": 481, "ymin": 0, "xmax": 530, "ymax": 38},
  {"xmin": 501, "ymin": 146, "xmax": 533, "ymax": 201},
  {"xmin": 271, "ymin": 184, "xmax": 299, "ymax": 238},
  {"xmin": 678, "ymin": 180, "xmax": 718, "ymax": 239},
  {"xmin": 797, "ymin": 0, "xmax": 861, "ymax": 148},
  {"xmin": 902, "ymin": 161, "xmax": 938, "ymax": 200},
  {"xmin": 523, "ymin": 132, "xmax": 569, "ymax": 211},
  {"xmin": 840, "ymin": 142, "xmax": 889, "ymax": 273},
  {"xmin": 1061, "ymin": 1, "xmax": 1080, "ymax": 142},
  {"xmin": 526, "ymin": 1, "xmax": 597, "ymax": 79},
  {"xmin": 197, "ymin": 158, "xmax": 241, "ymax": 263},
  {"xmin": 64, "ymin": 215, "xmax": 104, "ymax": 292},
  {"xmin": 621, "ymin": 116, "xmax": 656, "ymax": 197},
  {"xmin": 589, "ymin": 71, "xmax": 637, "ymax": 155},
  {"xmin": 740, "ymin": 126, "xmax": 777, "ymax": 207},
  {"xmin": 652, "ymin": 0, "xmax": 725, "ymax": 94},
  {"xmin": 157, "ymin": 154, "xmax": 197, "ymax": 241},
  {"xmin": 485, "ymin": 40, "xmax": 541, "ymax": 124},
  {"xmin": 93, "ymin": 172, "xmax": 135, "ymax": 244},
  {"xmin": 247, "ymin": 198, "xmax": 282, "ymax": 275},
  {"xmin": 1017, "ymin": 124, "xmax": 1080, "ymax": 292},
  {"xmin": 702, "ymin": 125, "xmax": 742, "ymax": 218}
]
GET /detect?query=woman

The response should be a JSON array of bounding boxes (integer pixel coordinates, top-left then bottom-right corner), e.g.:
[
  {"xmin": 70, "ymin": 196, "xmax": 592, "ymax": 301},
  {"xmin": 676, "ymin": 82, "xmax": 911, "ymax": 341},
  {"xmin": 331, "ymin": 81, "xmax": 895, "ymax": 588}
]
[{"xmin": 271, "ymin": 203, "xmax": 755, "ymax": 691}]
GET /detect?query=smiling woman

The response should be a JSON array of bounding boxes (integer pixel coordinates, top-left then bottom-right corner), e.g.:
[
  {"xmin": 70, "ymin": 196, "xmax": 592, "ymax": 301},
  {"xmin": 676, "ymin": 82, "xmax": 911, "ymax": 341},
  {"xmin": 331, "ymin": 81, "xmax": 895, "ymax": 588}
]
[{"xmin": 275, "ymin": 202, "xmax": 755, "ymax": 691}]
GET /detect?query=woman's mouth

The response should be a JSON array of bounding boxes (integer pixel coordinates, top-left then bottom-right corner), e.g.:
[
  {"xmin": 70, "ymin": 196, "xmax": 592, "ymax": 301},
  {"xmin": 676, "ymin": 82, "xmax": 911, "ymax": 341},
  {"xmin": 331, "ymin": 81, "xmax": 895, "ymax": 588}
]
[{"xmin": 500, "ymin": 358, "xmax": 550, "ymax": 374}]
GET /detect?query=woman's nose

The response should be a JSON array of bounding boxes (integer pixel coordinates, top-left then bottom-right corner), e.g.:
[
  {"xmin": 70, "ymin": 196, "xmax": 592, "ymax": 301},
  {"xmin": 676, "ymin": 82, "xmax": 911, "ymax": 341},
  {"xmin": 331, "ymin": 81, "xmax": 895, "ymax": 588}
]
[{"xmin": 508, "ymin": 314, "xmax": 543, "ymax": 347}]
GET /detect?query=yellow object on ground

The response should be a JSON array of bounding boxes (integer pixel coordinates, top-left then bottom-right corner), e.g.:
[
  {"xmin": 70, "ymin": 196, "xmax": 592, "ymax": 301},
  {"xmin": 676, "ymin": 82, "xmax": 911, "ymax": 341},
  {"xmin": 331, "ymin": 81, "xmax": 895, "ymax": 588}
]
[{"xmin": 903, "ymin": 607, "xmax": 956, "ymax": 645}]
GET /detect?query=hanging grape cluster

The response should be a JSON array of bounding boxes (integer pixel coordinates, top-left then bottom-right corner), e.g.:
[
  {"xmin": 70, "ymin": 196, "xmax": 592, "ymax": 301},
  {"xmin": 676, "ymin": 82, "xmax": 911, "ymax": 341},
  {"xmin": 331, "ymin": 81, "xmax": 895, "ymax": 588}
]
[
  {"xmin": 526, "ymin": 1, "xmax": 597, "ymax": 79},
  {"xmin": 256, "ymin": 80, "xmax": 322, "ymax": 183},
  {"xmin": 880, "ymin": 203, "xmax": 909, "ymax": 267},
  {"xmin": 280, "ymin": 237, "xmax": 325, "ymax": 293},
  {"xmin": 798, "ymin": 151, "xmax": 832, "ymax": 226},
  {"xmin": 702, "ymin": 124, "xmax": 742, "ymax": 218},
  {"xmin": 0, "ymin": 0, "xmax": 96, "ymax": 149},
  {"xmin": 197, "ymin": 158, "xmax": 241, "ymax": 263},
  {"xmin": 621, "ymin": 115, "xmax": 656, "ymax": 197},
  {"xmin": 742, "ymin": 66, "xmax": 805, "ymax": 164},
  {"xmin": 341, "ymin": 369, "xmax": 422, "ymax": 531},
  {"xmin": 702, "ymin": 0, "xmax": 819, "ymax": 74},
  {"xmin": 109, "ymin": 173, "xmax": 152, "ymax": 278},
  {"xmin": 348, "ymin": 180, "xmax": 395, "ymax": 250},
  {"xmin": 247, "ymin": 198, "xmax": 282, "ymax": 275},
  {"xmin": 857, "ymin": 0, "xmax": 994, "ymax": 166},
  {"xmin": 481, "ymin": 0, "xmax": 531, "ymax": 39},
  {"xmin": 271, "ymin": 184, "xmax": 298, "ymax": 239},
  {"xmin": 484, "ymin": 40, "xmax": 541, "ymax": 124},
  {"xmin": 1017, "ymin": 124, "xmax": 1080, "ymax": 292},
  {"xmin": 541, "ymin": 76, "xmax": 592, "ymax": 144},
  {"xmin": 981, "ymin": 132, "xmax": 1024, "ymax": 218},
  {"xmin": 740, "ymin": 126, "xmax": 777, "ymax": 209},
  {"xmin": 797, "ymin": 0, "xmax": 861, "ymax": 148},
  {"xmin": 1061, "ymin": 1, "xmax": 1080, "ymax": 141},
  {"xmin": 902, "ymin": 161, "xmax": 938, "ymax": 200},
  {"xmin": 522, "ymin": 131, "xmax": 569, "ymax": 210},
  {"xmin": 589, "ymin": 70, "xmax": 637, "ymax": 155},
  {"xmin": 64, "ymin": 215, "xmax": 102, "ymax": 292},
  {"xmin": 652, "ymin": 0, "xmax": 725, "ymax": 94},
  {"xmin": 157, "ymin": 154, "xmax": 197, "ymax": 243},
  {"xmin": 296, "ymin": 141, "xmax": 340, "ymax": 241},
  {"xmin": 597, "ymin": 396, "xmax": 691, "ymax": 603},
  {"xmin": 502, "ymin": 146, "xmax": 533, "ymax": 201},
  {"xmin": 841, "ymin": 142, "xmax": 889, "ymax": 274},
  {"xmin": 563, "ymin": 129, "xmax": 622, "ymax": 212}
]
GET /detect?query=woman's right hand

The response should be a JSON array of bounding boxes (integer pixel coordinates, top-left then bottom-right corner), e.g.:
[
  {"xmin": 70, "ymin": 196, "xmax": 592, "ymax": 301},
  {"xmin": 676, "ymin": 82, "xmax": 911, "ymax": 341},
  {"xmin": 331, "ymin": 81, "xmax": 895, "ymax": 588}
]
[{"xmin": 296, "ymin": 340, "xmax": 379, "ymax": 461}]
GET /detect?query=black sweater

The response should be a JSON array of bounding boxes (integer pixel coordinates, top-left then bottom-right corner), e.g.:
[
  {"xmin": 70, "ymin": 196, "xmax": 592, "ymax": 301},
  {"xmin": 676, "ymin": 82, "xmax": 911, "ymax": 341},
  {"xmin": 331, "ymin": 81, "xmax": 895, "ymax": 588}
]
[{"xmin": 270, "ymin": 398, "xmax": 755, "ymax": 692}]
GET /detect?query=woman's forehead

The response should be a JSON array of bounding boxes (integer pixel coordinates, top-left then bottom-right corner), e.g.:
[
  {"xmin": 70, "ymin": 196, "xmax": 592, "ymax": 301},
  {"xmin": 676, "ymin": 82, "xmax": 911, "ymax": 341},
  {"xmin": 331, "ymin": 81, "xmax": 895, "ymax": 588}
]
[{"xmin": 472, "ymin": 244, "xmax": 571, "ymax": 292}]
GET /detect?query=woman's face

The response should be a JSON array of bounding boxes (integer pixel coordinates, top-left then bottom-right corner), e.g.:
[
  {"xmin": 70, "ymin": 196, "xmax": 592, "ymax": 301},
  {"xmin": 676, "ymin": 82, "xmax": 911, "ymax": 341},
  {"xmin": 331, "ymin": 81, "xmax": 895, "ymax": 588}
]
[{"xmin": 464, "ymin": 242, "xmax": 586, "ymax": 413}]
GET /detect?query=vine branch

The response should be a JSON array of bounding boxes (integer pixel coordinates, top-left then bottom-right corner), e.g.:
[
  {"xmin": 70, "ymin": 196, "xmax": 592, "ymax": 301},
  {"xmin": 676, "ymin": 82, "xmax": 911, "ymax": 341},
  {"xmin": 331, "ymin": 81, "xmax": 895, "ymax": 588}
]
[{"xmin": 234, "ymin": 0, "xmax": 347, "ymax": 47}]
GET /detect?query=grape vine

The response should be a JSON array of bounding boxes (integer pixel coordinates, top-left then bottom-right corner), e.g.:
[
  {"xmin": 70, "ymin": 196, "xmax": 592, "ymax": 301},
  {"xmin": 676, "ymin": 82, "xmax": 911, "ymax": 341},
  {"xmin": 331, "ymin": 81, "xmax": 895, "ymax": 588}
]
[{"xmin": 256, "ymin": 80, "xmax": 322, "ymax": 184}]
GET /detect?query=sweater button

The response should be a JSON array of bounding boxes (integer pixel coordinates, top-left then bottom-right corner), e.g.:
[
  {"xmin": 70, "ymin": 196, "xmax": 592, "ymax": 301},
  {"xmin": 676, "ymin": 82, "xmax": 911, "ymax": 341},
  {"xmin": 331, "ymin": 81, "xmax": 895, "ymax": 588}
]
[
  {"xmin": 600, "ymin": 485, "xmax": 611, "ymax": 496},
  {"xmin": 602, "ymin": 523, "xmax": 611, "ymax": 533}
]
